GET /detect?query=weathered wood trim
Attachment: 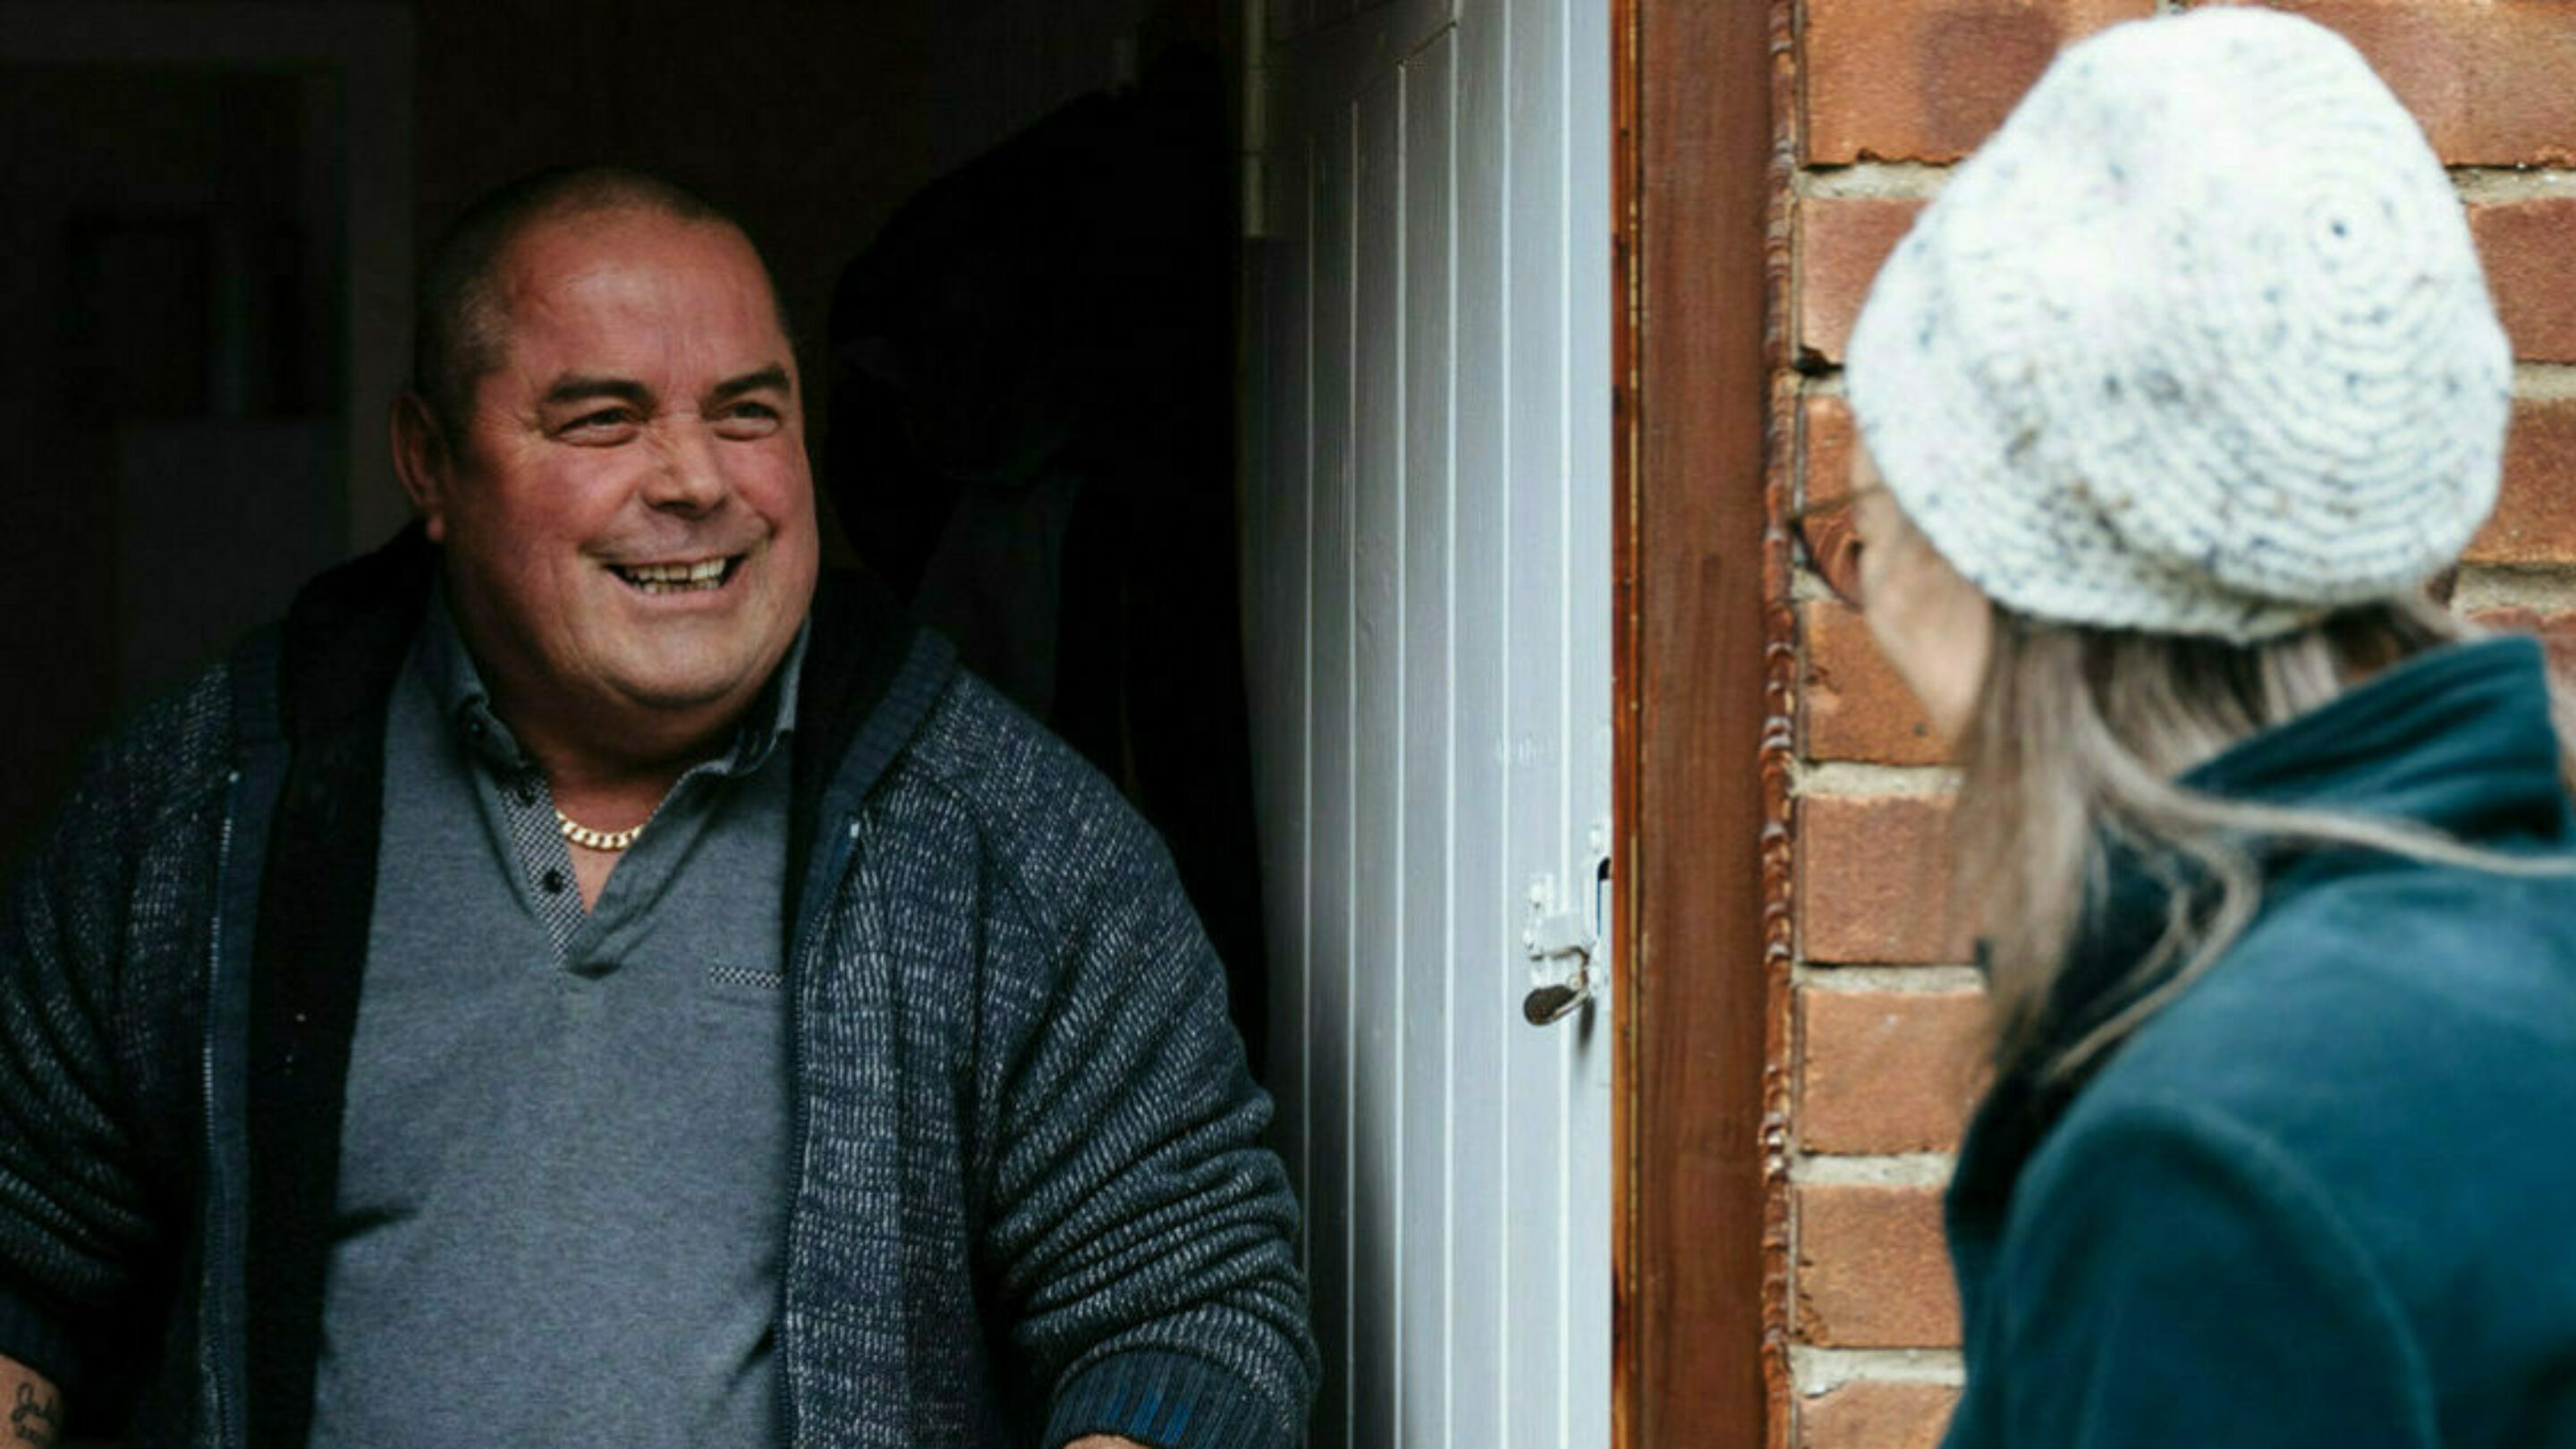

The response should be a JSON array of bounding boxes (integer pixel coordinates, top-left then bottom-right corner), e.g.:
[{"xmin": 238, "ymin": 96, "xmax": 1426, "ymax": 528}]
[{"xmin": 1613, "ymin": 0, "xmax": 1791, "ymax": 1444}]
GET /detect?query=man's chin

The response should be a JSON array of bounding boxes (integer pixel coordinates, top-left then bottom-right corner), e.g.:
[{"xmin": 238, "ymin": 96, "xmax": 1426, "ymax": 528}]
[
  {"xmin": 606, "ymin": 672, "xmax": 761, "ymax": 717},
  {"xmin": 579, "ymin": 648, "xmax": 767, "ymax": 720},
  {"xmin": 565, "ymin": 628, "xmax": 800, "ymax": 747}
]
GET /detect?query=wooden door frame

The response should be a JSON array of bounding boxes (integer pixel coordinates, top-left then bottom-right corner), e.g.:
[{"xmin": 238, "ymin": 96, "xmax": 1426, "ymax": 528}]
[{"xmin": 1611, "ymin": 1, "xmax": 1789, "ymax": 1446}]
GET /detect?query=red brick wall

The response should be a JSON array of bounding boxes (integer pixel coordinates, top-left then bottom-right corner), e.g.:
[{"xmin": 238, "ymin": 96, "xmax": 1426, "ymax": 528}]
[{"xmin": 1779, "ymin": 3, "xmax": 2576, "ymax": 1445}]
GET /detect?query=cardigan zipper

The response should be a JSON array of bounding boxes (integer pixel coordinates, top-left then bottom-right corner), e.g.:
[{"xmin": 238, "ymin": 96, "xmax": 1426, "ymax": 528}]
[
  {"xmin": 202, "ymin": 660, "xmax": 284, "ymax": 1449},
  {"xmin": 199, "ymin": 770, "xmax": 244, "ymax": 1449},
  {"xmin": 777, "ymin": 811, "xmax": 866, "ymax": 1447}
]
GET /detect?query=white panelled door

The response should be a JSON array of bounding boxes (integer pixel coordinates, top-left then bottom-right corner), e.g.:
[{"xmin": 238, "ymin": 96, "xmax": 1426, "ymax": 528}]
[{"xmin": 1242, "ymin": 0, "xmax": 1613, "ymax": 1444}]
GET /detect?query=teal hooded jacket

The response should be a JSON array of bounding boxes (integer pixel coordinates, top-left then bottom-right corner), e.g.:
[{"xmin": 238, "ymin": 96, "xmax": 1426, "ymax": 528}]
[{"xmin": 1942, "ymin": 637, "xmax": 2576, "ymax": 1448}]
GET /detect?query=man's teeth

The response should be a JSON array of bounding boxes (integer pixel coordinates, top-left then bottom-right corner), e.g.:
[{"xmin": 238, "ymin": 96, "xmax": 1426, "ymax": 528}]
[{"xmin": 614, "ymin": 559, "xmax": 732, "ymax": 594}]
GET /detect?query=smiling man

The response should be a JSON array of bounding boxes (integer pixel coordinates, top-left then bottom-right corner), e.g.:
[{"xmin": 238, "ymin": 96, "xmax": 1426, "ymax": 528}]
[{"xmin": 0, "ymin": 167, "xmax": 1312, "ymax": 1449}]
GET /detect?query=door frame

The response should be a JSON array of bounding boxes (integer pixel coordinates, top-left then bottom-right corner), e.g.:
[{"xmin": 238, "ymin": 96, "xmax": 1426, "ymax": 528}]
[{"xmin": 1611, "ymin": 1, "xmax": 1785, "ymax": 1445}]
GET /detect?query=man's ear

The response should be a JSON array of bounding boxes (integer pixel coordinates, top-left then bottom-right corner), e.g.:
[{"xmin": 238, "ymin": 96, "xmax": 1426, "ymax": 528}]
[{"xmin": 391, "ymin": 391, "xmax": 454, "ymax": 543}]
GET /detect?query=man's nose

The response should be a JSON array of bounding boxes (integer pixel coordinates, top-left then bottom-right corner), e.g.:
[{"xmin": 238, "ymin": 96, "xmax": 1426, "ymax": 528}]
[{"xmin": 643, "ymin": 423, "xmax": 732, "ymax": 513}]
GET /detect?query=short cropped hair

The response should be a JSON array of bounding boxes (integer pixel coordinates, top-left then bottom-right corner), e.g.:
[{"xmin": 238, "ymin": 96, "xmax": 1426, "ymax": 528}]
[{"xmin": 410, "ymin": 165, "xmax": 782, "ymax": 441}]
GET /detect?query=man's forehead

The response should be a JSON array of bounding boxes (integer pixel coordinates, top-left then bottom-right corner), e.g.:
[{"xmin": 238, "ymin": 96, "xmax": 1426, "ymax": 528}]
[
  {"xmin": 494, "ymin": 207, "xmax": 785, "ymax": 323},
  {"xmin": 505, "ymin": 209, "xmax": 765, "ymax": 296}
]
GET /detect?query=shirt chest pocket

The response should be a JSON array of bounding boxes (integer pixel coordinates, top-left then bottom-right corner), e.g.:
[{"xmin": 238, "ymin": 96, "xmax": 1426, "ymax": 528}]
[{"xmin": 703, "ymin": 962, "xmax": 787, "ymax": 1011}]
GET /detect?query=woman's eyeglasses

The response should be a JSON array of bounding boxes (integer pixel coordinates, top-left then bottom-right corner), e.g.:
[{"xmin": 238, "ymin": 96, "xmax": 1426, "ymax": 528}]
[{"xmin": 1789, "ymin": 491, "xmax": 1868, "ymax": 611}]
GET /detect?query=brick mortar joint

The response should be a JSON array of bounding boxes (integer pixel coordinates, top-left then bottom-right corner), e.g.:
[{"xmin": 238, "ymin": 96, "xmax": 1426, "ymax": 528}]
[
  {"xmin": 1795, "ymin": 962, "xmax": 1987, "ymax": 991},
  {"xmin": 2453, "ymin": 567, "xmax": 2576, "ymax": 617},
  {"xmin": 1790, "ymin": 1346, "xmax": 1968, "ymax": 1398},
  {"xmin": 2453, "ymin": 169, "xmax": 2576, "ymax": 203},
  {"xmin": 2515, "ymin": 362, "xmax": 2576, "ymax": 400},
  {"xmin": 1793, "ymin": 1153, "xmax": 1957, "ymax": 1187},
  {"xmin": 1797, "ymin": 163, "xmax": 1948, "ymax": 200},
  {"xmin": 1792, "ymin": 759, "xmax": 1959, "ymax": 798}
]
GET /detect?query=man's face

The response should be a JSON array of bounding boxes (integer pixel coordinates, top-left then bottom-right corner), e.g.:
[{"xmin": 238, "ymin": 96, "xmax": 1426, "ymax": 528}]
[{"xmin": 411, "ymin": 208, "xmax": 819, "ymax": 743}]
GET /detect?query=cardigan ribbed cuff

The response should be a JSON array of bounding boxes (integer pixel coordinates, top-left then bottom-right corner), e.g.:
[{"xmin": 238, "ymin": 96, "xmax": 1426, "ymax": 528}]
[
  {"xmin": 0, "ymin": 1281, "xmax": 89, "ymax": 1402},
  {"xmin": 1046, "ymin": 1348, "xmax": 1292, "ymax": 1449}
]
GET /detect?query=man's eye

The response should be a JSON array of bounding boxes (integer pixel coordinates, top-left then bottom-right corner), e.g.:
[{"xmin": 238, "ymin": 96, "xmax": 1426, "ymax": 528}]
[
  {"xmin": 715, "ymin": 401, "xmax": 784, "ymax": 435},
  {"xmin": 564, "ymin": 409, "xmax": 635, "ymax": 434}
]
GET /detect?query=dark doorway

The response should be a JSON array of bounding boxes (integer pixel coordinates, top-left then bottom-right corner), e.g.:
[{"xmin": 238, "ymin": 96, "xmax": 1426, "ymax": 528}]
[{"xmin": 0, "ymin": 38, "xmax": 359, "ymax": 869}]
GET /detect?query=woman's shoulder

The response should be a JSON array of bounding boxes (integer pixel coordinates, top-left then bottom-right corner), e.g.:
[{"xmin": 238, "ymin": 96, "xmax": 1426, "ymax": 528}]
[
  {"xmin": 2194, "ymin": 858, "xmax": 2576, "ymax": 1058},
  {"xmin": 2024, "ymin": 864, "xmax": 2576, "ymax": 1301},
  {"xmin": 2081, "ymin": 861, "xmax": 2576, "ymax": 1116},
  {"xmin": 2000, "ymin": 878, "xmax": 2576, "ymax": 1442}
]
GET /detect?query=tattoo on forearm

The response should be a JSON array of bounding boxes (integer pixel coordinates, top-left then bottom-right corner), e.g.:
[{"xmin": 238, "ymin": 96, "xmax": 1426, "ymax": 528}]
[{"xmin": 10, "ymin": 1382, "xmax": 59, "ymax": 1447}]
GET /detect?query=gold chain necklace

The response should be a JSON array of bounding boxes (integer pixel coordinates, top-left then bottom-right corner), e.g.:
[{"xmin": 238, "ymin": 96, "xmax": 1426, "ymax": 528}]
[{"xmin": 555, "ymin": 809, "xmax": 644, "ymax": 853}]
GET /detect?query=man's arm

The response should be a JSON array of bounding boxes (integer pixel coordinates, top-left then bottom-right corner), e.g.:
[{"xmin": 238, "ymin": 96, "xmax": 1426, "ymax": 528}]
[
  {"xmin": 972, "ymin": 756, "xmax": 1317, "ymax": 1449},
  {"xmin": 1, "ymin": 1354, "xmax": 63, "ymax": 1447},
  {"xmin": 0, "ymin": 688, "xmax": 208, "ymax": 1428}
]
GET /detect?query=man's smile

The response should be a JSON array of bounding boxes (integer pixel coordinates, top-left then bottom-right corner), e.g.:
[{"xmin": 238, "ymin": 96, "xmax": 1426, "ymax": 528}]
[{"xmin": 605, "ymin": 555, "xmax": 745, "ymax": 595}]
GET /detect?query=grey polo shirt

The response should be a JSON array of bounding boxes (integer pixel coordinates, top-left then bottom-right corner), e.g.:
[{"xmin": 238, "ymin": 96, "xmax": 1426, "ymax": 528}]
[{"xmin": 308, "ymin": 596, "xmax": 804, "ymax": 1447}]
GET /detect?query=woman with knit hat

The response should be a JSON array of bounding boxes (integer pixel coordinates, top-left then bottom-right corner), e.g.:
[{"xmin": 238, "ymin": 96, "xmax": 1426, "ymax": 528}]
[{"xmin": 1813, "ymin": 8, "xmax": 2576, "ymax": 1445}]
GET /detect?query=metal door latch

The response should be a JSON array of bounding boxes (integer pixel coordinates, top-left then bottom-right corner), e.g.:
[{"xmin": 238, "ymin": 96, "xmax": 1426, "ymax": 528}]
[
  {"xmin": 1520, "ymin": 911, "xmax": 1594, "ymax": 1025},
  {"xmin": 1521, "ymin": 851, "xmax": 1608, "ymax": 1026}
]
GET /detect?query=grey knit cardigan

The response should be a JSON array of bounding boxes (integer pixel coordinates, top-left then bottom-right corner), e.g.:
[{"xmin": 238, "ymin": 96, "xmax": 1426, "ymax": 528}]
[{"xmin": 0, "ymin": 530, "xmax": 1315, "ymax": 1447}]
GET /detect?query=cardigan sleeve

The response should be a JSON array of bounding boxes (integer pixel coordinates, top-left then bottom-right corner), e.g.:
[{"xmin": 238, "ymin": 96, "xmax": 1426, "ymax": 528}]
[
  {"xmin": 1994, "ymin": 1097, "xmax": 2437, "ymax": 1449},
  {"xmin": 0, "ymin": 696, "xmax": 205, "ymax": 1405},
  {"xmin": 973, "ymin": 780, "xmax": 1316, "ymax": 1449}
]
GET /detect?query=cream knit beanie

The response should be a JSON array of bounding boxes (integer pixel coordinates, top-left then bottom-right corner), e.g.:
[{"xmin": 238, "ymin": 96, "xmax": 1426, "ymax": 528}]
[{"xmin": 1843, "ymin": 7, "xmax": 2511, "ymax": 642}]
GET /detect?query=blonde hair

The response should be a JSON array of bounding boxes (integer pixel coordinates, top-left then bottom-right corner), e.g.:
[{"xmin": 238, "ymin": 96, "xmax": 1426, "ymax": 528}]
[{"xmin": 1953, "ymin": 588, "xmax": 2576, "ymax": 1083}]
